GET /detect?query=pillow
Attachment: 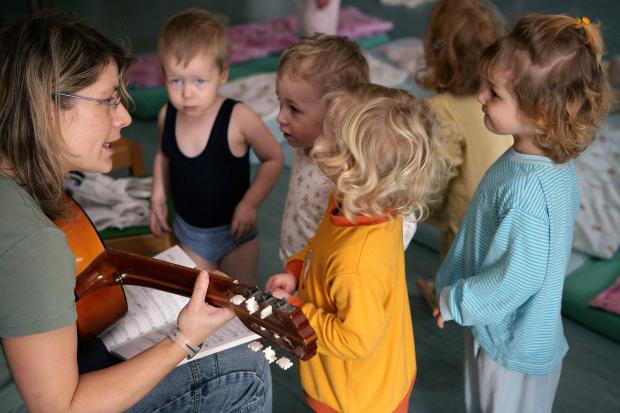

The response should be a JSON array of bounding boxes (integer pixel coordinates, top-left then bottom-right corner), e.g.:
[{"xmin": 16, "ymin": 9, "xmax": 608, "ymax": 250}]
[
  {"xmin": 573, "ymin": 121, "xmax": 620, "ymax": 258},
  {"xmin": 590, "ymin": 277, "xmax": 620, "ymax": 316}
]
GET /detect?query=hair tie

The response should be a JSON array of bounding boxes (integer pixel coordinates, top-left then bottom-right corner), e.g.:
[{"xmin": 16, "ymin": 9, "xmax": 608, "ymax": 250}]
[{"xmin": 575, "ymin": 16, "xmax": 591, "ymax": 28}]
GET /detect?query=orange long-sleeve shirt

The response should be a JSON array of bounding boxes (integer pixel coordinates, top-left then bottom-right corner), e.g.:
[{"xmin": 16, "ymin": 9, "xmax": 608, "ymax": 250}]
[{"xmin": 286, "ymin": 202, "xmax": 416, "ymax": 412}]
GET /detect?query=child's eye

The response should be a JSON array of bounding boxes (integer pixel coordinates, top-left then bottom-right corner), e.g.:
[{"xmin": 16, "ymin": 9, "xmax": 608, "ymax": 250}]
[
  {"xmin": 194, "ymin": 79, "xmax": 206, "ymax": 86},
  {"xmin": 490, "ymin": 88, "xmax": 499, "ymax": 98},
  {"xmin": 290, "ymin": 105, "xmax": 300, "ymax": 114},
  {"xmin": 169, "ymin": 79, "xmax": 182, "ymax": 87}
]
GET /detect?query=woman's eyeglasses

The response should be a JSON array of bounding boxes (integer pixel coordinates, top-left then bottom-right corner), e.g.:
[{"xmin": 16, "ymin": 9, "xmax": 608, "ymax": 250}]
[{"xmin": 58, "ymin": 92, "xmax": 122, "ymax": 110}]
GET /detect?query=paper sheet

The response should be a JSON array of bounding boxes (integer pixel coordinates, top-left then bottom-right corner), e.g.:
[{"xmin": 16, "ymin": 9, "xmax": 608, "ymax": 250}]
[{"xmin": 99, "ymin": 246, "xmax": 259, "ymax": 365}]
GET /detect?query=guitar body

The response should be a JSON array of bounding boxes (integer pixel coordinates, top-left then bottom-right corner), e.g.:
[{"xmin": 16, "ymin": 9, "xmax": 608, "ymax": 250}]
[{"xmin": 55, "ymin": 197, "xmax": 127, "ymax": 342}]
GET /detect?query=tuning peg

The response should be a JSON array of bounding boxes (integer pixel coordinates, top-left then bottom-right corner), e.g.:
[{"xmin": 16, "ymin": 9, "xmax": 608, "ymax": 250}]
[
  {"xmin": 230, "ymin": 294, "xmax": 246, "ymax": 305},
  {"xmin": 263, "ymin": 346, "xmax": 277, "ymax": 364},
  {"xmin": 260, "ymin": 305, "xmax": 272, "ymax": 319},
  {"xmin": 276, "ymin": 356, "xmax": 293, "ymax": 370},
  {"xmin": 245, "ymin": 296, "xmax": 259, "ymax": 314},
  {"xmin": 248, "ymin": 341, "xmax": 263, "ymax": 352}
]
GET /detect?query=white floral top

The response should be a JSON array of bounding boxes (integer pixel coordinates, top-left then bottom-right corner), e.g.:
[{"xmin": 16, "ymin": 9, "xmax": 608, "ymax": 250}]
[{"xmin": 279, "ymin": 149, "xmax": 417, "ymax": 264}]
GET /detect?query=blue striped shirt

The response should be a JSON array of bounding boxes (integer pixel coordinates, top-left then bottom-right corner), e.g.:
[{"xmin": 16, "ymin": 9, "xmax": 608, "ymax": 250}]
[{"xmin": 436, "ymin": 148, "xmax": 579, "ymax": 374}]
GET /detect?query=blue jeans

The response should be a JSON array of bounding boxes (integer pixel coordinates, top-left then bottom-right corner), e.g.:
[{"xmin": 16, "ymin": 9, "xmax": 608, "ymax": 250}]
[{"xmin": 126, "ymin": 345, "xmax": 272, "ymax": 413}]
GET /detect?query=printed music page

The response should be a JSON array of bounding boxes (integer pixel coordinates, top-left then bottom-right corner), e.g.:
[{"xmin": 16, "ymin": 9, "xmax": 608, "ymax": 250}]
[{"xmin": 99, "ymin": 245, "xmax": 259, "ymax": 365}]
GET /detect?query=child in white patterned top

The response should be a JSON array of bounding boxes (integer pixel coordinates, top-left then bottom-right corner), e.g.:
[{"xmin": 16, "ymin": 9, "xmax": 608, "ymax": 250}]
[{"xmin": 276, "ymin": 33, "xmax": 419, "ymax": 264}]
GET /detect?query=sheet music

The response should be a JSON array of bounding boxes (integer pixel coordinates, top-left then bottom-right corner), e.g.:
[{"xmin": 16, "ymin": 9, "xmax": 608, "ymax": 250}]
[{"xmin": 99, "ymin": 245, "xmax": 259, "ymax": 364}]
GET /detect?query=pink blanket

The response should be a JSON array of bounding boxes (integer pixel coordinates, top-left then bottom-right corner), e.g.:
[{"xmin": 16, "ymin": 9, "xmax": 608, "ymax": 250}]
[
  {"xmin": 590, "ymin": 277, "xmax": 620, "ymax": 316},
  {"xmin": 126, "ymin": 7, "xmax": 392, "ymax": 88}
]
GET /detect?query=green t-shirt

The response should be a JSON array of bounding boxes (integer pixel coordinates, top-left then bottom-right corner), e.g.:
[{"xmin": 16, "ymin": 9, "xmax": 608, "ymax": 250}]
[{"xmin": 0, "ymin": 176, "xmax": 76, "ymax": 412}]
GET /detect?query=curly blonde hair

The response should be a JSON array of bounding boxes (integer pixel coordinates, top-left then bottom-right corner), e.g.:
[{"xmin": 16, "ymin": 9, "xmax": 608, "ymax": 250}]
[
  {"xmin": 417, "ymin": 0, "xmax": 506, "ymax": 95},
  {"xmin": 158, "ymin": 8, "xmax": 229, "ymax": 71},
  {"xmin": 278, "ymin": 34, "xmax": 369, "ymax": 95},
  {"xmin": 480, "ymin": 14, "xmax": 611, "ymax": 163},
  {"xmin": 311, "ymin": 83, "xmax": 450, "ymax": 222}
]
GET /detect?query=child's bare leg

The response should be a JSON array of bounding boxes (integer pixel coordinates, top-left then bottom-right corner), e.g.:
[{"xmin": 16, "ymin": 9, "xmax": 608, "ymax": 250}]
[
  {"xmin": 417, "ymin": 279, "xmax": 437, "ymax": 309},
  {"xmin": 180, "ymin": 243, "xmax": 218, "ymax": 271},
  {"xmin": 219, "ymin": 238, "xmax": 259, "ymax": 286}
]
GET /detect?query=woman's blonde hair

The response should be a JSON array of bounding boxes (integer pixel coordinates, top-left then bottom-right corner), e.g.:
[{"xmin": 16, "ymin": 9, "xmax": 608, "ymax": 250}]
[
  {"xmin": 417, "ymin": 0, "xmax": 507, "ymax": 95},
  {"xmin": 158, "ymin": 8, "xmax": 229, "ymax": 71},
  {"xmin": 278, "ymin": 34, "xmax": 369, "ymax": 95},
  {"xmin": 312, "ymin": 83, "xmax": 449, "ymax": 222},
  {"xmin": 0, "ymin": 13, "xmax": 132, "ymax": 219},
  {"xmin": 480, "ymin": 14, "xmax": 611, "ymax": 163}
]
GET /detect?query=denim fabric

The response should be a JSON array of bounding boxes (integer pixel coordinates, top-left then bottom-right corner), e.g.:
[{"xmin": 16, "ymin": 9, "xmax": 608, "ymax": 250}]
[
  {"xmin": 173, "ymin": 214, "xmax": 258, "ymax": 263},
  {"xmin": 127, "ymin": 345, "xmax": 272, "ymax": 413}
]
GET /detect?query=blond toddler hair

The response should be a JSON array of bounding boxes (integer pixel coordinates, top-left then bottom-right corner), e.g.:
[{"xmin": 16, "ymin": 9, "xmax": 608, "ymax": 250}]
[
  {"xmin": 278, "ymin": 33, "xmax": 370, "ymax": 95},
  {"xmin": 480, "ymin": 14, "xmax": 611, "ymax": 163},
  {"xmin": 312, "ymin": 83, "xmax": 449, "ymax": 222},
  {"xmin": 158, "ymin": 8, "xmax": 228, "ymax": 71}
]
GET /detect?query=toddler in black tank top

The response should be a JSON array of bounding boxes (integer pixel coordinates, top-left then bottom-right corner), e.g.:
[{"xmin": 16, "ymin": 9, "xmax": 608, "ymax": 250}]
[{"xmin": 150, "ymin": 9, "xmax": 283, "ymax": 285}]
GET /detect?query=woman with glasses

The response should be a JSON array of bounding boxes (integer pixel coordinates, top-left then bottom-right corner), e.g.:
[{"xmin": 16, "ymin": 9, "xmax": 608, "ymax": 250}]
[{"xmin": 0, "ymin": 13, "xmax": 271, "ymax": 412}]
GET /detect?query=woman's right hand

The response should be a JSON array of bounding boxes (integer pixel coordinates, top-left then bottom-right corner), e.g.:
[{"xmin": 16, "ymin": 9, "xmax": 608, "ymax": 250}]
[
  {"xmin": 149, "ymin": 197, "xmax": 171, "ymax": 236},
  {"xmin": 265, "ymin": 272, "xmax": 297, "ymax": 294},
  {"xmin": 177, "ymin": 271, "xmax": 235, "ymax": 346}
]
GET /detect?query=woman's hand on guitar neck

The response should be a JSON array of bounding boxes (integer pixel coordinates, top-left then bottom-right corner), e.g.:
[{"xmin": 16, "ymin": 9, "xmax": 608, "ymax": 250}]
[{"xmin": 177, "ymin": 271, "xmax": 235, "ymax": 346}]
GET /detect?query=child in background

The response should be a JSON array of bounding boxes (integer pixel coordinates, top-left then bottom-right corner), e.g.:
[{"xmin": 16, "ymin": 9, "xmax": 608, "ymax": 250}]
[
  {"xmin": 296, "ymin": 0, "xmax": 341, "ymax": 36},
  {"xmin": 277, "ymin": 34, "xmax": 419, "ymax": 265},
  {"xmin": 434, "ymin": 15, "xmax": 610, "ymax": 413},
  {"xmin": 150, "ymin": 9, "xmax": 284, "ymax": 284},
  {"xmin": 415, "ymin": 0, "xmax": 512, "ymax": 305},
  {"xmin": 267, "ymin": 83, "xmax": 449, "ymax": 412}
]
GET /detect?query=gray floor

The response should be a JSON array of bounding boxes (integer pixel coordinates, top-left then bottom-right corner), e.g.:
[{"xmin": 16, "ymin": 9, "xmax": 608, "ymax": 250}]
[{"xmin": 5, "ymin": 1, "xmax": 619, "ymax": 411}]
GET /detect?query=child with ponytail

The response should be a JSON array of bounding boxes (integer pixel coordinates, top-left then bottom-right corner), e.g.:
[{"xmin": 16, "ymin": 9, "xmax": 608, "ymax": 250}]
[{"xmin": 433, "ymin": 14, "xmax": 610, "ymax": 413}]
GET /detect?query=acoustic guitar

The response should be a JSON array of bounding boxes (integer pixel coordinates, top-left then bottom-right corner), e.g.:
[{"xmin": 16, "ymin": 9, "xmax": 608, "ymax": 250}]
[{"xmin": 55, "ymin": 196, "xmax": 317, "ymax": 361}]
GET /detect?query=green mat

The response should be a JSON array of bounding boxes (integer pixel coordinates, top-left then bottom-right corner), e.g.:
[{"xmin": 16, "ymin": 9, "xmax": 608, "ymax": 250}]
[
  {"xmin": 562, "ymin": 249, "xmax": 620, "ymax": 343},
  {"xmin": 128, "ymin": 34, "xmax": 391, "ymax": 120}
]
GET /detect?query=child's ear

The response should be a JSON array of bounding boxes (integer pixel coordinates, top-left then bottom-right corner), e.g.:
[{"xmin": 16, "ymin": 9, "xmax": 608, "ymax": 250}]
[{"xmin": 219, "ymin": 66, "xmax": 229, "ymax": 84}]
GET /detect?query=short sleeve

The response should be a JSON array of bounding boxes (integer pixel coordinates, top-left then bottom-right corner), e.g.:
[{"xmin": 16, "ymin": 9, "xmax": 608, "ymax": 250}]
[{"xmin": 0, "ymin": 228, "xmax": 76, "ymax": 337}]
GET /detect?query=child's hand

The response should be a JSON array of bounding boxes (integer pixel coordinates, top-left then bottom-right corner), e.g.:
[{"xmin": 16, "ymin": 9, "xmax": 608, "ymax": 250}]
[
  {"xmin": 265, "ymin": 272, "xmax": 297, "ymax": 294},
  {"xmin": 150, "ymin": 197, "xmax": 171, "ymax": 236},
  {"xmin": 432, "ymin": 306, "xmax": 445, "ymax": 329},
  {"xmin": 271, "ymin": 288, "xmax": 292, "ymax": 300},
  {"xmin": 230, "ymin": 201, "xmax": 256, "ymax": 239}
]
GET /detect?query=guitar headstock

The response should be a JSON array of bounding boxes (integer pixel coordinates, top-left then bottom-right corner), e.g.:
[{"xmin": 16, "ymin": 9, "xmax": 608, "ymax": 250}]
[{"xmin": 210, "ymin": 275, "xmax": 317, "ymax": 361}]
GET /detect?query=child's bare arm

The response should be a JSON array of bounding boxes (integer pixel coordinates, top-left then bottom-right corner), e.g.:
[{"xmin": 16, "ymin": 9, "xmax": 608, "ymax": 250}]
[
  {"xmin": 230, "ymin": 104, "xmax": 284, "ymax": 238},
  {"xmin": 150, "ymin": 106, "xmax": 172, "ymax": 236}
]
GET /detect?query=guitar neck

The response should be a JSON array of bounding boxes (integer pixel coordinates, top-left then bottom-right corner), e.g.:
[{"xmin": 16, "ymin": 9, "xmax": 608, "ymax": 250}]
[{"xmin": 74, "ymin": 248, "xmax": 241, "ymax": 308}]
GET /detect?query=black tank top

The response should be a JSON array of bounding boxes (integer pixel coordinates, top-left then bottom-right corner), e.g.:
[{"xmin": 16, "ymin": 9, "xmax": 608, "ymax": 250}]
[{"xmin": 161, "ymin": 99, "xmax": 250, "ymax": 228}]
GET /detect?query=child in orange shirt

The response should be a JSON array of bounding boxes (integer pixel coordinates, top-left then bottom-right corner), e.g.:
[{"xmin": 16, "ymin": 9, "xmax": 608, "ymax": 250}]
[{"xmin": 267, "ymin": 83, "xmax": 449, "ymax": 412}]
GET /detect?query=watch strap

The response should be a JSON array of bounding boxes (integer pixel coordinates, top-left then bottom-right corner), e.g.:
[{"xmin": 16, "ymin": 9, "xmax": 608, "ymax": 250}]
[{"xmin": 167, "ymin": 326, "xmax": 202, "ymax": 359}]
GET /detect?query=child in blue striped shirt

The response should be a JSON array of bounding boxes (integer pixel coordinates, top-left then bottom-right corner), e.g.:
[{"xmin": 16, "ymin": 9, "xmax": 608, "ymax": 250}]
[{"xmin": 433, "ymin": 14, "xmax": 610, "ymax": 413}]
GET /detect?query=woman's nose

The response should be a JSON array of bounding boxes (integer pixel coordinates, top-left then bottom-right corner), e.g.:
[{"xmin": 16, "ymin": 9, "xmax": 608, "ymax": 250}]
[{"xmin": 115, "ymin": 103, "xmax": 132, "ymax": 129}]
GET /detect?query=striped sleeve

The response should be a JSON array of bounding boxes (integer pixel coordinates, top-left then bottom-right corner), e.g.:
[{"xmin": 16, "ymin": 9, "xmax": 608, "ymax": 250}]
[{"xmin": 446, "ymin": 207, "xmax": 549, "ymax": 326}]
